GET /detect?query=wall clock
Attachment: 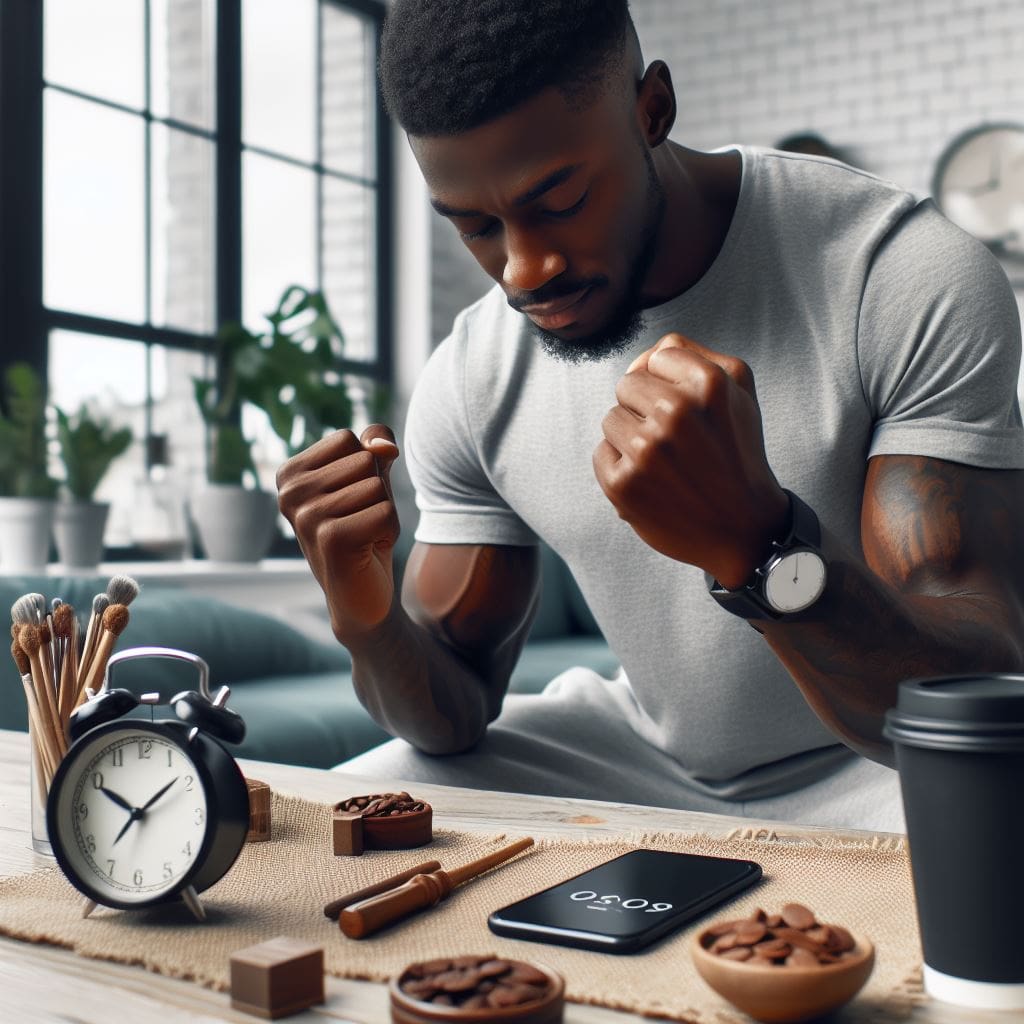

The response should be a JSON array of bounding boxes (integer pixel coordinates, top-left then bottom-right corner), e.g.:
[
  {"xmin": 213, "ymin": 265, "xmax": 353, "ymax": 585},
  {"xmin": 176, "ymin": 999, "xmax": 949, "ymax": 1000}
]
[
  {"xmin": 46, "ymin": 646, "xmax": 249, "ymax": 921},
  {"xmin": 932, "ymin": 123, "xmax": 1024, "ymax": 261}
]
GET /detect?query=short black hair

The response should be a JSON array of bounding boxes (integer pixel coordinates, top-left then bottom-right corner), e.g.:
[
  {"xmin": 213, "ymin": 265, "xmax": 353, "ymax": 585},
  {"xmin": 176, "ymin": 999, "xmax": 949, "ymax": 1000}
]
[{"xmin": 379, "ymin": 0, "xmax": 635, "ymax": 136}]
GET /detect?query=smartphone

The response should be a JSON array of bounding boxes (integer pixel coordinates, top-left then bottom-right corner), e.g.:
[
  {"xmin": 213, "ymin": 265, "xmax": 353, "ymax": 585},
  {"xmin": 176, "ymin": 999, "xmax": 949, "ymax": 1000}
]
[{"xmin": 487, "ymin": 848, "xmax": 761, "ymax": 954}]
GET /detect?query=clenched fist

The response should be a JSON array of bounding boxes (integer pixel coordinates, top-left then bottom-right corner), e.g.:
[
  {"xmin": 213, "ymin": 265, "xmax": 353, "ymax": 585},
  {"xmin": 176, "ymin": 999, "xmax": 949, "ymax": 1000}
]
[
  {"xmin": 277, "ymin": 425, "xmax": 401, "ymax": 639},
  {"xmin": 593, "ymin": 333, "xmax": 789, "ymax": 590}
]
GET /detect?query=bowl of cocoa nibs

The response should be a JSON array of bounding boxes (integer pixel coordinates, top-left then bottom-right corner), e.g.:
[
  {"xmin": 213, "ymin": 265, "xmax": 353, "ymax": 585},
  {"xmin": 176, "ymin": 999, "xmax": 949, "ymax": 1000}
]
[
  {"xmin": 690, "ymin": 903, "xmax": 874, "ymax": 1024},
  {"xmin": 390, "ymin": 954, "xmax": 564, "ymax": 1023}
]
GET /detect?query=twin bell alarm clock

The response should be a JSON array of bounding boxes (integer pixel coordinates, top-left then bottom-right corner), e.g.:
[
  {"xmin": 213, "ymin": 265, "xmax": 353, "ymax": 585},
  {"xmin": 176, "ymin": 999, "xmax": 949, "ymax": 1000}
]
[{"xmin": 46, "ymin": 646, "xmax": 250, "ymax": 921}]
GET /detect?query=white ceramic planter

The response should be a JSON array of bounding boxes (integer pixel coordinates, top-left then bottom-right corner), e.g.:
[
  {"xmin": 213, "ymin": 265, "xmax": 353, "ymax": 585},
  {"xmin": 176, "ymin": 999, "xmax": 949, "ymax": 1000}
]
[
  {"xmin": 0, "ymin": 497, "xmax": 55, "ymax": 572},
  {"xmin": 53, "ymin": 500, "xmax": 110, "ymax": 569},
  {"xmin": 189, "ymin": 484, "xmax": 279, "ymax": 562}
]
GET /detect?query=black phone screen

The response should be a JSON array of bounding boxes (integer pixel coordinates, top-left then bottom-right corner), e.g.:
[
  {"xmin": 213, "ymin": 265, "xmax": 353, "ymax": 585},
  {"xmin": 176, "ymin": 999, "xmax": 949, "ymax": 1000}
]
[{"xmin": 487, "ymin": 849, "xmax": 761, "ymax": 953}]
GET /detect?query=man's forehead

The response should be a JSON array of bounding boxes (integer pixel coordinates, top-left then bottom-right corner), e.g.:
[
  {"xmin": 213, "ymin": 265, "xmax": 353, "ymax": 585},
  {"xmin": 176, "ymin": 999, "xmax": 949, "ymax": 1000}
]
[{"xmin": 411, "ymin": 86, "xmax": 624, "ymax": 198}]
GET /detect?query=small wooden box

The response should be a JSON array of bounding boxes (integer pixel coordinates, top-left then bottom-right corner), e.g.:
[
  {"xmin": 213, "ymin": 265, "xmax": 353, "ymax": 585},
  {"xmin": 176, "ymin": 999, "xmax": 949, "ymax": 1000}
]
[
  {"xmin": 245, "ymin": 778, "xmax": 272, "ymax": 842},
  {"xmin": 230, "ymin": 936, "xmax": 324, "ymax": 1019}
]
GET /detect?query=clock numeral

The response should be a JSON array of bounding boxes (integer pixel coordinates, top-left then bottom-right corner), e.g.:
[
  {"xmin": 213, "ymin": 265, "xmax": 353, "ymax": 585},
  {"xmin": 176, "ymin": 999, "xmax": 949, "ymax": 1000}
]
[
  {"xmin": 111, "ymin": 748, "xmax": 124, "ymax": 767},
  {"xmin": 167, "ymin": 749, "xmax": 173, "ymax": 768},
  {"xmin": 133, "ymin": 869, "xmax": 143, "ymax": 887},
  {"xmin": 621, "ymin": 898, "xmax": 648, "ymax": 909},
  {"xmin": 77, "ymin": 802, "xmax": 88, "ymax": 819},
  {"xmin": 182, "ymin": 841, "xmax": 192, "ymax": 857},
  {"xmin": 184, "ymin": 775, "xmax": 194, "ymax": 792},
  {"xmin": 646, "ymin": 902, "xmax": 673, "ymax": 913},
  {"xmin": 91, "ymin": 772, "xmax": 104, "ymax": 790},
  {"xmin": 106, "ymin": 859, "xmax": 115, "ymax": 877},
  {"xmin": 570, "ymin": 891, "xmax": 597, "ymax": 901},
  {"xmin": 85, "ymin": 834, "xmax": 96, "ymax": 854},
  {"xmin": 194, "ymin": 807, "xmax": 205, "ymax": 825},
  {"xmin": 163, "ymin": 862, "xmax": 172, "ymax": 880},
  {"xmin": 137, "ymin": 740, "xmax": 153, "ymax": 760}
]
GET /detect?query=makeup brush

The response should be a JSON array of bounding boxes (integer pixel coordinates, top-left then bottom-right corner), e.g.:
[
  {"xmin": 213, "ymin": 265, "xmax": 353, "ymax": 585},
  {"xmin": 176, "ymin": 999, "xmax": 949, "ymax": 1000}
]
[
  {"xmin": 11, "ymin": 639, "xmax": 57, "ymax": 783},
  {"xmin": 339, "ymin": 837, "xmax": 535, "ymax": 939},
  {"xmin": 77, "ymin": 604, "xmax": 131, "ymax": 703},
  {"xmin": 17, "ymin": 624, "xmax": 65, "ymax": 761},
  {"xmin": 106, "ymin": 574, "xmax": 140, "ymax": 608},
  {"xmin": 77, "ymin": 593, "xmax": 109, "ymax": 682},
  {"xmin": 52, "ymin": 603, "xmax": 78, "ymax": 723}
]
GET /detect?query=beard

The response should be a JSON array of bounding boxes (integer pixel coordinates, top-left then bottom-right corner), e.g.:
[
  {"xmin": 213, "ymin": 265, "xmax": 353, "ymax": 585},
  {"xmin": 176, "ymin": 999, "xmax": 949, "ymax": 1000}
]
[{"xmin": 531, "ymin": 146, "xmax": 665, "ymax": 366}]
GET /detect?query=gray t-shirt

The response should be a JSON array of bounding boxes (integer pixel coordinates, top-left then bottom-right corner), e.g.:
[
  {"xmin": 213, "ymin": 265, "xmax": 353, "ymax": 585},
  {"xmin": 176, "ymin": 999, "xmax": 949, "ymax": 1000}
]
[{"xmin": 404, "ymin": 146, "xmax": 1024, "ymax": 799}]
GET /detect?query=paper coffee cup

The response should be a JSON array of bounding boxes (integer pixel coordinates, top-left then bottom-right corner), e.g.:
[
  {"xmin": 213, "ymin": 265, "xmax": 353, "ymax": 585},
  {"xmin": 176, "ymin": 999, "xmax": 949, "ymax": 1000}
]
[{"xmin": 884, "ymin": 675, "xmax": 1024, "ymax": 1010}]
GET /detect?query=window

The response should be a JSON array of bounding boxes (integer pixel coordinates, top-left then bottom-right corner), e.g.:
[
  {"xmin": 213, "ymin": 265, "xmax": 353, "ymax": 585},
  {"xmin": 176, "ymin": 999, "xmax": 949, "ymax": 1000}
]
[{"xmin": 0, "ymin": 0, "xmax": 391, "ymax": 550}]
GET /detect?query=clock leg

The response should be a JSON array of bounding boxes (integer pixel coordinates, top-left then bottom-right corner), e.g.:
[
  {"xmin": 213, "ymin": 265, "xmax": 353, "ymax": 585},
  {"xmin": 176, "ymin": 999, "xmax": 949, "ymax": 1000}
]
[
  {"xmin": 181, "ymin": 885, "xmax": 206, "ymax": 922},
  {"xmin": 81, "ymin": 899, "xmax": 97, "ymax": 919}
]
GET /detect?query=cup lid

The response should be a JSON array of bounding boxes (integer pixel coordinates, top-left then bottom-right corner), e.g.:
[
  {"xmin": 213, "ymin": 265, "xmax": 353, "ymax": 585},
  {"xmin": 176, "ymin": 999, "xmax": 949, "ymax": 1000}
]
[{"xmin": 884, "ymin": 675, "xmax": 1024, "ymax": 751}]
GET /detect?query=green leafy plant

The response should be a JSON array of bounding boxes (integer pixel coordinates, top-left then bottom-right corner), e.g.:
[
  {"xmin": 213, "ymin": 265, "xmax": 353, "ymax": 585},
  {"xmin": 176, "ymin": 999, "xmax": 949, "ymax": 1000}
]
[
  {"xmin": 55, "ymin": 405, "xmax": 133, "ymax": 501},
  {"xmin": 195, "ymin": 285, "xmax": 371, "ymax": 486},
  {"xmin": 0, "ymin": 362, "xmax": 58, "ymax": 499}
]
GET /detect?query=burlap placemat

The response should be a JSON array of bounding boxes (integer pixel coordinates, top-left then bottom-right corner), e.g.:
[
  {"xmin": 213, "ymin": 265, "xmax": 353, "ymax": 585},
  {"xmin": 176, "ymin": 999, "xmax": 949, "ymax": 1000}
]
[{"xmin": 0, "ymin": 792, "xmax": 925, "ymax": 1022}]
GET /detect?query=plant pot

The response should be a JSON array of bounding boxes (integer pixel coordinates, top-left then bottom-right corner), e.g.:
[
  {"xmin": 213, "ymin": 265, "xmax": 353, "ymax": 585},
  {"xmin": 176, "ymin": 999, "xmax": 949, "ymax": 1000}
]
[
  {"xmin": 0, "ymin": 497, "xmax": 55, "ymax": 572},
  {"xmin": 189, "ymin": 484, "xmax": 279, "ymax": 563},
  {"xmin": 53, "ymin": 499, "xmax": 110, "ymax": 569}
]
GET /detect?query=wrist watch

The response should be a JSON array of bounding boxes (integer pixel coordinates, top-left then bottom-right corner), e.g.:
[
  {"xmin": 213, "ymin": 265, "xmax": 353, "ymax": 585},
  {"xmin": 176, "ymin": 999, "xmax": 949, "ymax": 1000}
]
[{"xmin": 705, "ymin": 490, "xmax": 827, "ymax": 620}]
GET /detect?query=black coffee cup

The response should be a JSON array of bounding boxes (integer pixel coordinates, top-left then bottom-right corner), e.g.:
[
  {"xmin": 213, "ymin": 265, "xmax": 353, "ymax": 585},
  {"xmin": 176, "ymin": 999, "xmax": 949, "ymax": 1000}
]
[{"xmin": 884, "ymin": 675, "xmax": 1024, "ymax": 1010}]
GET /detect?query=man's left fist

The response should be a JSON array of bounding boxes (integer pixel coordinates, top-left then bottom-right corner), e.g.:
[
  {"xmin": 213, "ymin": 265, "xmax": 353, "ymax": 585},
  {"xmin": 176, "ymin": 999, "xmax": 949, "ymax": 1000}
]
[{"xmin": 592, "ymin": 332, "xmax": 789, "ymax": 590}]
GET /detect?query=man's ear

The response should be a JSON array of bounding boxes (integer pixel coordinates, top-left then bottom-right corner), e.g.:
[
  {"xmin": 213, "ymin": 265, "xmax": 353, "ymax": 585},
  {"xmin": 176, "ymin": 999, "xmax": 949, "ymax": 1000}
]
[{"xmin": 636, "ymin": 60, "xmax": 676, "ymax": 147}]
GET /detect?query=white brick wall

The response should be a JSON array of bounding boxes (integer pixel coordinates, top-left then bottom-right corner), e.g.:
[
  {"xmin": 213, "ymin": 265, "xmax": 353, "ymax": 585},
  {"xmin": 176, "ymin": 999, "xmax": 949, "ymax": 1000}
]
[{"xmin": 428, "ymin": 0, "xmax": 1024, "ymax": 348}]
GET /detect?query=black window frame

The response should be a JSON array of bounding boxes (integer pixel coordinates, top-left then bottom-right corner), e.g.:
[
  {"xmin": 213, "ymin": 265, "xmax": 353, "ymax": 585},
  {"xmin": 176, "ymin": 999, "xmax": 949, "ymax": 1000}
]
[{"xmin": 0, "ymin": 0, "xmax": 392, "ymax": 438}]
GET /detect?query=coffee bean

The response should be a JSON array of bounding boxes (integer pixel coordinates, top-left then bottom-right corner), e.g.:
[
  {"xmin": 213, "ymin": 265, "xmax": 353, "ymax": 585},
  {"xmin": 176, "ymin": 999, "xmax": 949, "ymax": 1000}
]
[
  {"xmin": 781, "ymin": 902, "xmax": 817, "ymax": 930},
  {"xmin": 787, "ymin": 947, "xmax": 819, "ymax": 967},
  {"xmin": 507, "ymin": 963, "xmax": 549, "ymax": 986},
  {"xmin": 735, "ymin": 921, "xmax": 768, "ymax": 945},
  {"xmin": 399, "ymin": 957, "xmax": 552, "ymax": 1010},
  {"xmin": 720, "ymin": 947, "xmax": 753, "ymax": 962},
  {"xmin": 477, "ymin": 959, "xmax": 513, "ymax": 980}
]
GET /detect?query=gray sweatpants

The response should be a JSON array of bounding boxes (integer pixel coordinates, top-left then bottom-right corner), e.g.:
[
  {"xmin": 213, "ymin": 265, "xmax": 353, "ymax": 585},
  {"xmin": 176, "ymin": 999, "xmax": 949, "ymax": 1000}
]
[{"xmin": 338, "ymin": 667, "xmax": 905, "ymax": 834}]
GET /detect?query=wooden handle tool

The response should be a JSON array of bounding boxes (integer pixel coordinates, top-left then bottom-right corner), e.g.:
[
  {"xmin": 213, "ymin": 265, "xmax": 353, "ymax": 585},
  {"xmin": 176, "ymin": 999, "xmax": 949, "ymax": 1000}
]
[
  {"xmin": 339, "ymin": 836, "xmax": 534, "ymax": 939},
  {"xmin": 324, "ymin": 859, "xmax": 442, "ymax": 920}
]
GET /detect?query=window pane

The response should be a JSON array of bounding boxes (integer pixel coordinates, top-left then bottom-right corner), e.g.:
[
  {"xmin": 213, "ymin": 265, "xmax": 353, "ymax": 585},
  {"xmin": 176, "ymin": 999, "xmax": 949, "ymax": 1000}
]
[
  {"xmin": 322, "ymin": 5, "xmax": 375, "ymax": 180},
  {"xmin": 44, "ymin": 91, "xmax": 145, "ymax": 322},
  {"xmin": 149, "ymin": 346, "xmax": 210, "ymax": 497},
  {"xmin": 243, "ymin": 153, "xmax": 316, "ymax": 329},
  {"xmin": 242, "ymin": 0, "xmax": 316, "ymax": 162},
  {"xmin": 151, "ymin": 126, "xmax": 216, "ymax": 333},
  {"xmin": 44, "ymin": 0, "xmax": 144, "ymax": 109},
  {"xmin": 323, "ymin": 177, "xmax": 375, "ymax": 362},
  {"xmin": 151, "ymin": 0, "xmax": 216, "ymax": 131}
]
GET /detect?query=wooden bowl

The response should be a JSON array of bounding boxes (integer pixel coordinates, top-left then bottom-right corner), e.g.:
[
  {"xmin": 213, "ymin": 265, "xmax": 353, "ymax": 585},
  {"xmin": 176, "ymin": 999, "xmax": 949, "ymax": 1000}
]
[{"xmin": 691, "ymin": 926, "xmax": 875, "ymax": 1024}]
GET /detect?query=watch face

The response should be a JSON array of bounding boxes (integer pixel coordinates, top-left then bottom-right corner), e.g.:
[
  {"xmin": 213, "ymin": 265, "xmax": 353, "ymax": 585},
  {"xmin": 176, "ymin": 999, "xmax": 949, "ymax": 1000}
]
[
  {"xmin": 764, "ymin": 549, "xmax": 827, "ymax": 614},
  {"xmin": 934, "ymin": 124, "xmax": 1024, "ymax": 258},
  {"xmin": 50, "ymin": 724, "xmax": 210, "ymax": 905}
]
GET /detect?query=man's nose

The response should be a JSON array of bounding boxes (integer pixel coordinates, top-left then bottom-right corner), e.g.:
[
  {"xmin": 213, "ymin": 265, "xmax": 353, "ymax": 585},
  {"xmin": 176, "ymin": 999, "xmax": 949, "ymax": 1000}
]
[{"xmin": 501, "ymin": 226, "xmax": 566, "ymax": 293}]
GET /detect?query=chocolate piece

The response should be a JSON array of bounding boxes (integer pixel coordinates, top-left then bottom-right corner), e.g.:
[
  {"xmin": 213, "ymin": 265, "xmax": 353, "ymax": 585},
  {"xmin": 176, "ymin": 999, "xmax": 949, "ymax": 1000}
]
[
  {"xmin": 230, "ymin": 936, "xmax": 324, "ymax": 1019},
  {"xmin": 245, "ymin": 778, "xmax": 272, "ymax": 843},
  {"xmin": 332, "ymin": 809, "xmax": 364, "ymax": 856}
]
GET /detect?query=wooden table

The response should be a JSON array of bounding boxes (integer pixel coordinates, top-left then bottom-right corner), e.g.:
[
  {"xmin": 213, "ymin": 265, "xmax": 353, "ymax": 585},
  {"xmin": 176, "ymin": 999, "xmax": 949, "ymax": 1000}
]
[{"xmin": 0, "ymin": 729, "xmax": 995, "ymax": 1023}]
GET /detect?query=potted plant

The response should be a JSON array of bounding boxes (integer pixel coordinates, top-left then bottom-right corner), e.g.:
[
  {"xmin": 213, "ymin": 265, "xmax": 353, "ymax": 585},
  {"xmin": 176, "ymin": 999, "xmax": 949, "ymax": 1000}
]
[
  {"xmin": 0, "ymin": 362, "xmax": 59, "ymax": 571},
  {"xmin": 52, "ymin": 404, "xmax": 132, "ymax": 568},
  {"xmin": 190, "ymin": 284, "xmax": 368, "ymax": 562}
]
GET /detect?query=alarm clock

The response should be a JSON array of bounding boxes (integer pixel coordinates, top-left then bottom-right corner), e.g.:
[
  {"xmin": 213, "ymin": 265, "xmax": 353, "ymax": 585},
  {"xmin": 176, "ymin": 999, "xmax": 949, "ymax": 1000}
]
[{"xmin": 46, "ymin": 646, "xmax": 249, "ymax": 921}]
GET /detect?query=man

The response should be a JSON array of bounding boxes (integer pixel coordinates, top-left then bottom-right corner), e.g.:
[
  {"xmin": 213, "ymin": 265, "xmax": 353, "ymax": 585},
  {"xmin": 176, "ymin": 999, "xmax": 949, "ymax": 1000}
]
[{"xmin": 277, "ymin": 0, "xmax": 1024, "ymax": 831}]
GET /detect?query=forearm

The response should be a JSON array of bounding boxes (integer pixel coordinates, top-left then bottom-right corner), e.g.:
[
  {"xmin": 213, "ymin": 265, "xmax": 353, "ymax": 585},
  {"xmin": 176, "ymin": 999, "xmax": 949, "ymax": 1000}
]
[
  {"xmin": 342, "ymin": 600, "xmax": 501, "ymax": 755},
  {"xmin": 761, "ymin": 529, "xmax": 1024, "ymax": 765}
]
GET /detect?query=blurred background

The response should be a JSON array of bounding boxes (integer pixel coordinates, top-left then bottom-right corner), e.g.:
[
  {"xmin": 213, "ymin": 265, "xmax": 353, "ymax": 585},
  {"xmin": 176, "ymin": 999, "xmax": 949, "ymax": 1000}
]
[{"xmin": 0, "ymin": 0, "xmax": 1022, "ymax": 565}]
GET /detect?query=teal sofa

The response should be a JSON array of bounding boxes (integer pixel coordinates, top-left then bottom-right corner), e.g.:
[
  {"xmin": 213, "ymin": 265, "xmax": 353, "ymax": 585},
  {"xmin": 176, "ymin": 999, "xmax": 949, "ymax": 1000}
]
[{"xmin": 0, "ymin": 546, "xmax": 617, "ymax": 769}]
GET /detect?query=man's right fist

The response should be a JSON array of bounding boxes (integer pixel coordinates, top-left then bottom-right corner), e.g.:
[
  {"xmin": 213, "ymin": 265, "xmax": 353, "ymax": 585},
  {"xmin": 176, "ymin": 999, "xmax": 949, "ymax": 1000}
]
[{"xmin": 277, "ymin": 425, "xmax": 401, "ymax": 639}]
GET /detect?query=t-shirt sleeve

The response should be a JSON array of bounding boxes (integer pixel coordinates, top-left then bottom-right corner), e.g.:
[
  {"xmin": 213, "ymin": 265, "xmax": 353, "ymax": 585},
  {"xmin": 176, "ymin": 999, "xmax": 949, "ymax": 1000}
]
[
  {"xmin": 403, "ymin": 310, "xmax": 538, "ymax": 546},
  {"xmin": 859, "ymin": 200, "xmax": 1024, "ymax": 468}
]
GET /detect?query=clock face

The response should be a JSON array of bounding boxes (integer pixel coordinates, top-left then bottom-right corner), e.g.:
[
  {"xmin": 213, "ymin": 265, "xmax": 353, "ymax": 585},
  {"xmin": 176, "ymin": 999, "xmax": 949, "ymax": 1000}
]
[
  {"xmin": 764, "ymin": 549, "xmax": 827, "ymax": 614},
  {"xmin": 51, "ymin": 726, "xmax": 210, "ymax": 905},
  {"xmin": 934, "ymin": 124, "xmax": 1024, "ymax": 258}
]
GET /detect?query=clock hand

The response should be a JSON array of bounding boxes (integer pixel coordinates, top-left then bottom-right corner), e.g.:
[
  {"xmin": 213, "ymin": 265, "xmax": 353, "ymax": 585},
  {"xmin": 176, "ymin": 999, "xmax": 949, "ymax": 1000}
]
[
  {"xmin": 99, "ymin": 786, "xmax": 134, "ymax": 813},
  {"xmin": 112, "ymin": 808, "xmax": 142, "ymax": 847},
  {"xmin": 140, "ymin": 777, "xmax": 178, "ymax": 812}
]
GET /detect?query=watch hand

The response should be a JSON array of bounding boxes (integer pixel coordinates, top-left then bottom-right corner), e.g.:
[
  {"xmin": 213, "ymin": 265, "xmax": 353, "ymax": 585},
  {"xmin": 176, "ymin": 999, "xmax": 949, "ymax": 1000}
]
[
  {"xmin": 141, "ymin": 777, "xmax": 178, "ymax": 812},
  {"xmin": 112, "ymin": 809, "xmax": 142, "ymax": 847},
  {"xmin": 99, "ymin": 786, "xmax": 133, "ymax": 812}
]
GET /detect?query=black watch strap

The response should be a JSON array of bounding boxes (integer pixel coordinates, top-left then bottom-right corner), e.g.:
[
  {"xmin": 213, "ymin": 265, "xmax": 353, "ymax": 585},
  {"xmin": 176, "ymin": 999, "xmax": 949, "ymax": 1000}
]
[{"xmin": 704, "ymin": 490, "xmax": 822, "ymax": 621}]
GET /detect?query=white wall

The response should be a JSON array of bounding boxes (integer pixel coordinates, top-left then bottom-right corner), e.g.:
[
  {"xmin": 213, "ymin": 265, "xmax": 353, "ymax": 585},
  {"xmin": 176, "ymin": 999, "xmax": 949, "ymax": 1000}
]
[{"xmin": 421, "ymin": 0, "xmax": 1024, "ymax": 356}]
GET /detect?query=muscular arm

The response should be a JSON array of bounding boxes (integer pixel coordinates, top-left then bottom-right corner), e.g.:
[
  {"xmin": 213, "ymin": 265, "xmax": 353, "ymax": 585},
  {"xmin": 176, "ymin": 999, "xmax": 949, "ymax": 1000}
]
[
  {"xmin": 344, "ymin": 542, "xmax": 540, "ymax": 755},
  {"xmin": 761, "ymin": 455, "xmax": 1024, "ymax": 765}
]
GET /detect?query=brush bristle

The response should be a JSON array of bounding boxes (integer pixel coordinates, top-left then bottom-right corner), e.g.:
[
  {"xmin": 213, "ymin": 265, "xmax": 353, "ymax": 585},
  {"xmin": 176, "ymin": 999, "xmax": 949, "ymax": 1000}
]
[
  {"xmin": 17, "ymin": 624, "xmax": 40, "ymax": 656},
  {"xmin": 106, "ymin": 575, "xmax": 140, "ymax": 607},
  {"xmin": 10, "ymin": 638, "xmax": 29, "ymax": 676},
  {"xmin": 52, "ymin": 603, "xmax": 75, "ymax": 638},
  {"xmin": 92, "ymin": 593, "xmax": 110, "ymax": 616},
  {"xmin": 11, "ymin": 596, "xmax": 39, "ymax": 625},
  {"xmin": 102, "ymin": 604, "xmax": 130, "ymax": 636}
]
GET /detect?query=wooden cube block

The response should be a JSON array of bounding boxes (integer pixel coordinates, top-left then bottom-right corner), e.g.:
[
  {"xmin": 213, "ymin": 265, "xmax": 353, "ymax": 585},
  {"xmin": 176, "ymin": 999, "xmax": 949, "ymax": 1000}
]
[
  {"xmin": 332, "ymin": 809, "xmax": 364, "ymax": 856},
  {"xmin": 230, "ymin": 936, "xmax": 324, "ymax": 1019},
  {"xmin": 245, "ymin": 778, "xmax": 272, "ymax": 842}
]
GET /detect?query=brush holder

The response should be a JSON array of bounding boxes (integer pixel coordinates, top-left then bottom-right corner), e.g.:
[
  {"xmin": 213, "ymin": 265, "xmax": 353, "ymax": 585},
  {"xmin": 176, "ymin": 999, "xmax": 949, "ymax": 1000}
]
[{"xmin": 29, "ymin": 719, "xmax": 53, "ymax": 857}]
